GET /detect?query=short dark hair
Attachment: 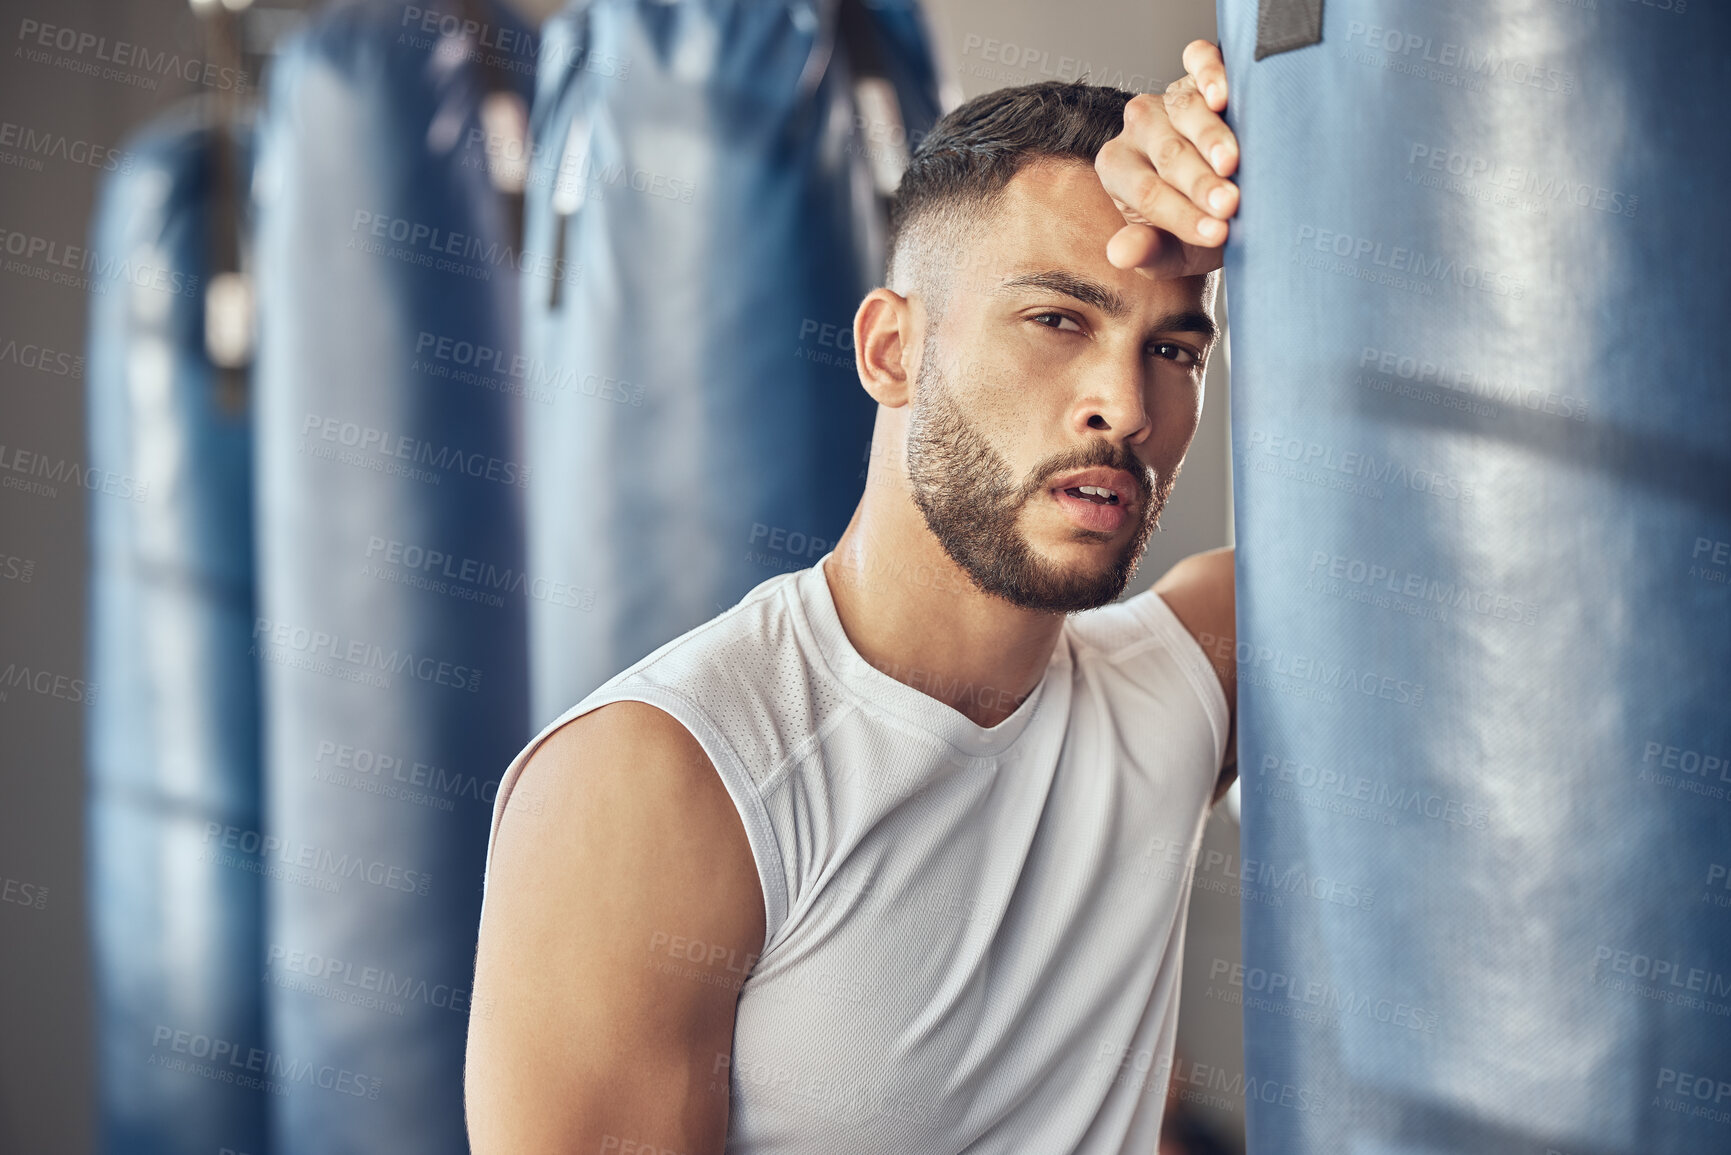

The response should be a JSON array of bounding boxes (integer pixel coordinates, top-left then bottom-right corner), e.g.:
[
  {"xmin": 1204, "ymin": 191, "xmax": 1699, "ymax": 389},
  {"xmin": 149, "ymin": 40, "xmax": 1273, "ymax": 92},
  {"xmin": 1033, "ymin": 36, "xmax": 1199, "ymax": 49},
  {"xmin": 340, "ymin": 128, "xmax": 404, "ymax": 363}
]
[{"xmin": 885, "ymin": 81, "xmax": 1134, "ymax": 302}]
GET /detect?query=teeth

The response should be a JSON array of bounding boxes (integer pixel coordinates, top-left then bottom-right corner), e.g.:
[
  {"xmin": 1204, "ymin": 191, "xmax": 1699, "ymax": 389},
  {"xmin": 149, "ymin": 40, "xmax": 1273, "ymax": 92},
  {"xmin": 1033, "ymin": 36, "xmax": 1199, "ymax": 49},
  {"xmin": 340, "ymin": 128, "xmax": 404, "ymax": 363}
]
[{"xmin": 1078, "ymin": 485, "xmax": 1115, "ymax": 499}]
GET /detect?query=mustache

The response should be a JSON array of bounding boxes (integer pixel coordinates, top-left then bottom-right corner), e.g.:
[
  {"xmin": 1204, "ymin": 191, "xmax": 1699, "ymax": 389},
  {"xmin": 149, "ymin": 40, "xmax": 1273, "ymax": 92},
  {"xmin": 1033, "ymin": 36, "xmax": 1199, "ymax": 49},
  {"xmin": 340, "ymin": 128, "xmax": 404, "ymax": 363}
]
[{"xmin": 1030, "ymin": 458, "xmax": 1155, "ymax": 502}]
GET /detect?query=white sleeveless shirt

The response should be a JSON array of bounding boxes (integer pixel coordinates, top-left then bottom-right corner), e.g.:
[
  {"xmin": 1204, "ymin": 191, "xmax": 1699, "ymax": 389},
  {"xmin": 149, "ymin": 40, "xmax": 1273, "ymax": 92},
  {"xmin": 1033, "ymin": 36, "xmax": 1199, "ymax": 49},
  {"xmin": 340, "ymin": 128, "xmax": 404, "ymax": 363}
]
[{"xmin": 483, "ymin": 553, "xmax": 1229, "ymax": 1153}]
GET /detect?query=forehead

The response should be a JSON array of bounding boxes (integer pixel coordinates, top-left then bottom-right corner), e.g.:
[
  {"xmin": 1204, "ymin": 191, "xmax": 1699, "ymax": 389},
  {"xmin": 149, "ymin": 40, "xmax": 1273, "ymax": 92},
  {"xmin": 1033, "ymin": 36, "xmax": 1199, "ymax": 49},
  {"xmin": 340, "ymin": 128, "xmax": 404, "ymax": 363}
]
[{"xmin": 954, "ymin": 157, "xmax": 1214, "ymax": 317}]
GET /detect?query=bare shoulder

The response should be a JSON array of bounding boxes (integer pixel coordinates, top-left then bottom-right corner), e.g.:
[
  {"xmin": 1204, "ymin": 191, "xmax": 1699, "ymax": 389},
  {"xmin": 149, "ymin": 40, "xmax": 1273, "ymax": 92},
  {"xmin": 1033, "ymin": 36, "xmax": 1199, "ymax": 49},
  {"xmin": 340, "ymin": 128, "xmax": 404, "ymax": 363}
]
[
  {"xmin": 1153, "ymin": 547, "xmax": 1238, "ymax": 804},
  {"xmin": 496, "ymin": 699, "xmax": 753, "ymax": 865},
  {"xmin": 468, "ymin": 700, "xmax": 765, "ymax": 1153},
  {"xmin": 1151, "ymin": 545, "xmax": 1235, "ymax": 658},
  {"xmin": 483, "ymin": 698, "xmax": 767, "ymax": 960}
]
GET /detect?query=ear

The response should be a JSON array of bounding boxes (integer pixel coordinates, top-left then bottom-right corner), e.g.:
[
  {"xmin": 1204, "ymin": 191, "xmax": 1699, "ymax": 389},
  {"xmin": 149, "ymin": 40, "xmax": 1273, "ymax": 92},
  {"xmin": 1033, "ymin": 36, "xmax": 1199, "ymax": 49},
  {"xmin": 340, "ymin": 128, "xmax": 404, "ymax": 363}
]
[{"xmin": 854, "ymin": 288, "xmax": 915, "ymax": 407}]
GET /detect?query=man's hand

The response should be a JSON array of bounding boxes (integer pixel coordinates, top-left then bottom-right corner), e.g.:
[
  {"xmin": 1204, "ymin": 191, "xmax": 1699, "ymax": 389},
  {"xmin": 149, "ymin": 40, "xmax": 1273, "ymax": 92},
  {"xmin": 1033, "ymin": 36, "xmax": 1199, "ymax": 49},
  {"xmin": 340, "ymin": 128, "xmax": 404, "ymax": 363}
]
[{"xmin": 1095, "ymin": 40, "xmax": 1239, "ymax": 279}]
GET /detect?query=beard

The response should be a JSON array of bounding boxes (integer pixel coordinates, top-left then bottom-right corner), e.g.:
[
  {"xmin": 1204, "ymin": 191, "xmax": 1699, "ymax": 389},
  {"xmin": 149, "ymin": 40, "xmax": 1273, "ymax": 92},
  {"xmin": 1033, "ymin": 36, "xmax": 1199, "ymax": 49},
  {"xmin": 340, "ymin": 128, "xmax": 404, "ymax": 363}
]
[{"xmin": 903, "ymin": 344, "xmax": 1173, "ymax": 613}]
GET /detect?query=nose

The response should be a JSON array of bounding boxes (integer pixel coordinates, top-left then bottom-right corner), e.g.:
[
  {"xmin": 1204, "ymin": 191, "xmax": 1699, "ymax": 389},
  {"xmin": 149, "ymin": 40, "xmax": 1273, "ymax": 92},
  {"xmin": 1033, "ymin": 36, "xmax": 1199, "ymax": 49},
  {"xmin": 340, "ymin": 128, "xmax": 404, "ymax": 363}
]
[{"xmin": 1078, "ymin": 358, "xmax": 1152, "ymax": 446}]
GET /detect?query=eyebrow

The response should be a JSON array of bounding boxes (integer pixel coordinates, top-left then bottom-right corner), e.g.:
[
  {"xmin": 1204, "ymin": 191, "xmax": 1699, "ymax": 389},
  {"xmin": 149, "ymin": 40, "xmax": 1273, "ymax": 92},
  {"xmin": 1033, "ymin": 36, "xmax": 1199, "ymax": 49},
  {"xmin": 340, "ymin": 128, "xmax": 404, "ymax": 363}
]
[
  {"xmin": 1150, "ymin": 309, "xmax": 1221, "ymax": 349},
  {"xmin": 994, "ymin": 270, "xmax": 1220, "ymax": 347},
  {"xmin": 997, "ymin": 270, "xmax": 1129, "ymax": 318}
]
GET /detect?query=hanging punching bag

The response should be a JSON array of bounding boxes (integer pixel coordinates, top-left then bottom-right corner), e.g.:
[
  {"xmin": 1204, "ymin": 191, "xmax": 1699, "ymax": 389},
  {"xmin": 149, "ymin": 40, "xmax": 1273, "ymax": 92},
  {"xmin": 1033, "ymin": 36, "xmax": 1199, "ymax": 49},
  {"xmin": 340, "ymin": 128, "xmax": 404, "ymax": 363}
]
[
  {"xmin": 251, "ymin": 1, "xmax": 533, "ymax": 1151},
  {"xmin": 85, "ymin": 102, "xmax": 265, "ymax": 1155},
  {"xmin": 1220, "ymin": 2, "xmax": 1731, "ymax": 1153},
  {"xmin": 520, "ymin": 0, "xmax": 942, "ymax": 726}
]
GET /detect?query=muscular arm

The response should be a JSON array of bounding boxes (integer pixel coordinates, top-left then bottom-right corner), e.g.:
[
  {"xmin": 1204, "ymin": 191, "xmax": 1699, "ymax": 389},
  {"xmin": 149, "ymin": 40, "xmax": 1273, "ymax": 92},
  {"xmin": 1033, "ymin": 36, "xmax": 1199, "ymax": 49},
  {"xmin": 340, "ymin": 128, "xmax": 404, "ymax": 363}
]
[
  {"xmin": 465, "ymin": 700, "xmax": 767, "ymax": 1154},
  {"xmin": 1152, "ymin": 546, "xmax": 1238, "ymax": 805}
]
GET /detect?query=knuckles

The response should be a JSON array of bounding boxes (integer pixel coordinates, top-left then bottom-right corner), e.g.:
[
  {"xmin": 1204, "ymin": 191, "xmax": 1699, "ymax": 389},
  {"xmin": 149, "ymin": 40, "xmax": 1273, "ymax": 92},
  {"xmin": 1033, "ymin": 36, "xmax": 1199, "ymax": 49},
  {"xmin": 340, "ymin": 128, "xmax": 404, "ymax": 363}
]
[
  {"xmin": 1152, "ymin": 133, "xmax": 1188, "ymax": 170},
  {"xmin": 1094, "ymin": 137, "xmax": 1131, "ymax": 187},
  {"xmin": 1164, "ymin": 76, "xmax": 1206, "ymax": 116},
  {"xmin": 1131, "ymin": 168, "xmax": 1165, "ymax": 212},
  {"xmin": 1122, "ymin": 92, "xmax": 1164, "ymax": 128}
]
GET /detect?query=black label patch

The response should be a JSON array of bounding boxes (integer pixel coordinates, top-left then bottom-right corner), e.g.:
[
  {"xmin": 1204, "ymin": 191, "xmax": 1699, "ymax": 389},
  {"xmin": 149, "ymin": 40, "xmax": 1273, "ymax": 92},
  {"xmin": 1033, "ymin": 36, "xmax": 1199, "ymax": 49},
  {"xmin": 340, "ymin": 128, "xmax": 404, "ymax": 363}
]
[{"xmin": 1255, "ymin": 0, "xmax": 1324, "ymax": 60}]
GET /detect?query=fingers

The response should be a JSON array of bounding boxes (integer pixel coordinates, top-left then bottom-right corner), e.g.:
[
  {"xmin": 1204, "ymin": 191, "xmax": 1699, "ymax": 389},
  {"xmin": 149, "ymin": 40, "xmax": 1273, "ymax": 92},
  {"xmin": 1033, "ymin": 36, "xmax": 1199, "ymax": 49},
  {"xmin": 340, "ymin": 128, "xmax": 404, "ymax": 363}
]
[
  {"xmin": 1097, "ymin": 138, "xmax": 1228, "ymax": 250},
  {"xmin": 1105, "ymin": 224, "xmax": 1224, "ymax": 280},
  {"xmin": 1097, "ymin": 101, "xmax": 1230, "ymax": 246},
  {"xmin": 1105, "ymin": 223, "xmax": 1163, "ymax": 271},
  {"xmin": 1162, "ymin": 79, "xmax": 1240, "ymax": 197},
  {"xmin": 1182, "ymin": 39, "xmax": 1228, "ymax": 110},
  {"xmin": 1134, "ymin": 166, "xmax": 1227, "ymax": 243},
  {"xmin": 1093, "ymin": 53, "xmax": 1240, "ymax": 276}
]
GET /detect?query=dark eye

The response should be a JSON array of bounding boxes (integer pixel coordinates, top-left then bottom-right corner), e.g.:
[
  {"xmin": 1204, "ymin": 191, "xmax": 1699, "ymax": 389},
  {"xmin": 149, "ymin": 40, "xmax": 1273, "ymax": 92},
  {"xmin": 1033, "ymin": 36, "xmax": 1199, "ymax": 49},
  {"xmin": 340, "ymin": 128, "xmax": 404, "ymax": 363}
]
[
  {"xmin": 1152, "ymin": 342, "xmax": 1199, "ymax": 367},
  {"xmin": 1031, "ymin": 312, "xmax": 1083, "ymax": 333}
]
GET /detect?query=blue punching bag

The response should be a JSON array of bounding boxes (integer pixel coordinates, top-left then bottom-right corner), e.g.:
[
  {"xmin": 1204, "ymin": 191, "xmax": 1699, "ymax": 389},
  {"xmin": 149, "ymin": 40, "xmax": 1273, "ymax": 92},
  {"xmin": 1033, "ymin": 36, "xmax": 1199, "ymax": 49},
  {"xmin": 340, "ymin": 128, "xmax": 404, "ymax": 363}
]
[
  {"xmin": 520, "ymin": 0, "xmax": 942, "ymax": 725},
  {"xmin": 85, "ymin": 103, "xmax": 266, "ymax": 1155},
  {"xmin": 1220, "ymin": 1, "xmax": 1731, "ymax": 1152},
  {"xmin": 251, "ymin": 2, "xmax": 533, "ymax": 1150}
]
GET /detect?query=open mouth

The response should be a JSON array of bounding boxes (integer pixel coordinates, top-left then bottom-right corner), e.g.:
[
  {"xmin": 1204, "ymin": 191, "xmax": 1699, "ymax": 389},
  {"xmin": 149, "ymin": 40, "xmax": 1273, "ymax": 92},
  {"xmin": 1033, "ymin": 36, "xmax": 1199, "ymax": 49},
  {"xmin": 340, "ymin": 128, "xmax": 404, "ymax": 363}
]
[
  {"xmin": 1060, "ymin": 485, "xmax": 1120, "ymax": 506},
  {"xmin": 1050, "ymin": 483, "xmax": 1130, "ymax": 533}
]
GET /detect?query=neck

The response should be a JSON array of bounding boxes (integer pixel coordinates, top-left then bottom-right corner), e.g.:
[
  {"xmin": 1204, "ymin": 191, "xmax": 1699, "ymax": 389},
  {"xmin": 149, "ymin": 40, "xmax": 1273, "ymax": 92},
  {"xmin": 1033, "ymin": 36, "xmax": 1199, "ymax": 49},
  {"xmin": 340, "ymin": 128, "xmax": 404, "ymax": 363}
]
[{"xmin": 821, "ymin": 480, "xmax": 1064, "ymax": 730}]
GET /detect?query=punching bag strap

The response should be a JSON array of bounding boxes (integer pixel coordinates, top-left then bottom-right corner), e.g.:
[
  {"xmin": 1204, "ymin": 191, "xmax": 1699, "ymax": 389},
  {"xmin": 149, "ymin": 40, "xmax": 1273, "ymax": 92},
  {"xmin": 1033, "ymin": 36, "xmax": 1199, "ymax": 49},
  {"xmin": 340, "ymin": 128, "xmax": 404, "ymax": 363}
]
[
  {"xmin": 546, "ymin": 2, "xmax": 600, "ymax": 311},
  {"xmin": 195, "ymin": 0, "xmax": 255, "ymax": 414},
  {"xmin": 546, "ymin": 107, "xmax": 593, "ymax": 311},
  {"xmin": 838, "ymin": 0, "xmax": 887, "ymax": 80},
  {"xmin": 458, "ymin": 0, "xmax": 529, "ymax": 251},
  {"xmin": 838, "ymin": 0, "xmax": 909, "ymax": 201}
]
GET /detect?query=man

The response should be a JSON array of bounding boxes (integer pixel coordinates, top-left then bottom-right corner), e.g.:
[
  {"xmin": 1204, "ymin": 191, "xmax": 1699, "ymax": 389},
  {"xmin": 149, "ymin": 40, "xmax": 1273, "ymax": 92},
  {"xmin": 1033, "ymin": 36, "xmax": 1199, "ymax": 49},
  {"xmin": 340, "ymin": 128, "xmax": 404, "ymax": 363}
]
[{"xmin": 467, "ymin": 41, "xmax": 1244, "ymax": 1155}]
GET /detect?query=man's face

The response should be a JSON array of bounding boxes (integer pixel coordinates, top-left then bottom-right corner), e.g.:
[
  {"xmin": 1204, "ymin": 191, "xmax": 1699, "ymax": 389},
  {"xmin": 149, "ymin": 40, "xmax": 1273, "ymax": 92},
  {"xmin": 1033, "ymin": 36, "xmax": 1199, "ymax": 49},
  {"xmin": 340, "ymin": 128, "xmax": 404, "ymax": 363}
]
[{"xmin": 903, "ymin": 158, "xmax": 1219, "ymax": 613}]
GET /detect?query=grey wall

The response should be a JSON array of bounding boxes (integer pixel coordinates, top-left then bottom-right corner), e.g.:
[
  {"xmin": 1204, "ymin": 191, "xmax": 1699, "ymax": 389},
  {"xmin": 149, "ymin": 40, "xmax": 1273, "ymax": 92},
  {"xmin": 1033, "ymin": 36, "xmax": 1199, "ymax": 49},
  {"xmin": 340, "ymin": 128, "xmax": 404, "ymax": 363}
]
[{"xmin": 0, "ymin": 2, "xmax": 1240, "ymax": 1151}]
